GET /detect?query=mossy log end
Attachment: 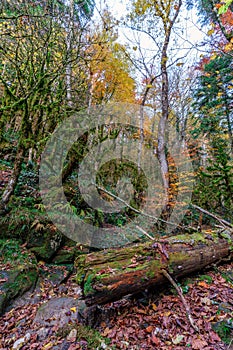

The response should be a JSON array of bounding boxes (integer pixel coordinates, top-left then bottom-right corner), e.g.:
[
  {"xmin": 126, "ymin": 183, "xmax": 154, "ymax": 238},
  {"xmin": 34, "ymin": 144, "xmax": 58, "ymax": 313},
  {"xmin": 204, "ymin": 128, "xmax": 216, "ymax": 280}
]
[{"xmin": 75, "ymin": 230, "xmax": 233, "ymax": 306}]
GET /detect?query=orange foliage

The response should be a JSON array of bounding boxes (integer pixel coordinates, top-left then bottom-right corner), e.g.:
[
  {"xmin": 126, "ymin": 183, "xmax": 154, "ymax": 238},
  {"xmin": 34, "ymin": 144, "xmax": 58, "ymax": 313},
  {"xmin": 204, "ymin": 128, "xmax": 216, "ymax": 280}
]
[{"xmin": 221, "ymin": 8, "xmax": 233, "ymax": 26}]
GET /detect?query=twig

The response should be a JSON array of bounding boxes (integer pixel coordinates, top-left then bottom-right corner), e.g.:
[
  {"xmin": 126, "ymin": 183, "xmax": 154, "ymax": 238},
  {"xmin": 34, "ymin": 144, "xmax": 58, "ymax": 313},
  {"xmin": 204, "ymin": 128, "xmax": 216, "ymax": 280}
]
[
  {"xmin": 95, "ymin": 183, "xmax": 182, "ymax": 227},
  {"xmin": 227, "ymin": 338, "xmax": 232, "ymax": 349},
  {"xmin": 191, "ymin": 204, "xmax": 233, "ymax": 229},
  {"xmin": 135, "ymin": 225, "xmax": 154, "ymax": 240},
  {"xmin": 161, "ymin": 269, "xmax": 199, "ymax": 333}
]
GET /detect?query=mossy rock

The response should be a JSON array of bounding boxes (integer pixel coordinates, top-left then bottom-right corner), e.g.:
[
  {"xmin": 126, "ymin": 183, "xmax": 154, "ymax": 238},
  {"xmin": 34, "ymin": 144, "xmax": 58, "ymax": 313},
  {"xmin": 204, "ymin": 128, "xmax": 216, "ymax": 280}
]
[
  {"xmin": 52, "ymin": 244, "xmax": 89, "ymax": 264},
  {"xmin": 28, "ymin": 230, "xmax": 63, "ymax": 261},
  {"xmin": 0, "ymin": 268, "xmax": 38, "ymax": 314},
  {"xmin": 38, "ymin": 264, "xmax": 73, "ymax": 286},
  {"xmin": 52, "ymin": 247, "xmax": 75, "ymax": 264},
  {"xmin": 0, "ymin": 239, "xmax": 38, "ymax": 314}
]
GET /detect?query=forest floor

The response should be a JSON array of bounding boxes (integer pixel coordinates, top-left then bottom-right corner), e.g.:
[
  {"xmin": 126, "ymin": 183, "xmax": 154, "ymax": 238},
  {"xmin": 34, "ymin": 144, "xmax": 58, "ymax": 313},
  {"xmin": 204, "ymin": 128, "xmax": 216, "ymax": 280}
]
[{"xmin": 0, "ymin": 259, "xmax": 232, "ymax": 350}]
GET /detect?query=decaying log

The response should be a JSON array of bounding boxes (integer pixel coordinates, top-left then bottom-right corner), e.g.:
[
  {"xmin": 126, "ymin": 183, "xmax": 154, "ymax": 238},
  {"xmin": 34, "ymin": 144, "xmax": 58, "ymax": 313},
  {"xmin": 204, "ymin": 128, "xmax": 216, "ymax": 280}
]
[{"xmin": 75, "ymin": 230, "xmax": 233, "ymax": 306}]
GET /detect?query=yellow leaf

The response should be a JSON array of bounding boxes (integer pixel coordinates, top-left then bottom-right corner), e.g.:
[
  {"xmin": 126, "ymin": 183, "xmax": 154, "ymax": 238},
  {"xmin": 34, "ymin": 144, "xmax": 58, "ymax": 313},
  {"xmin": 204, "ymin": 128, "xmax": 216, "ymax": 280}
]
[
  {"xmin": 217, "ymin": 92, "xmax": 223, "ymax": 97},
  {"xmin": 207, "ymin": 84, "xmax": 211, "ymax": 88},
  {"xmin": 70, "ymin": 307, "xmax": 76, "ymax": 313},
  {"xmin": 207, "ymin": 29, "xmax": 214, "ymax": 36},
  {"xmin": 151, "ymin": 303, "xmax": 157, "ymax": 311},
  {"xmin": 42, "ymin": 343, "xmax": 53, "ymax": 350},
  {"xmin": 210, "ymin": 54, "xmax": 217, "ymax": 60},
  {"xmin": 225, "ymin": 42, "xmax": 233, "ymax": 52},
  {"xmin": 207, "ymin": 315, "xmax": 216, "ymax": 322},
  {"xmin": 164, "ymin": 311, "xmax": 171, "ymax": 316}
]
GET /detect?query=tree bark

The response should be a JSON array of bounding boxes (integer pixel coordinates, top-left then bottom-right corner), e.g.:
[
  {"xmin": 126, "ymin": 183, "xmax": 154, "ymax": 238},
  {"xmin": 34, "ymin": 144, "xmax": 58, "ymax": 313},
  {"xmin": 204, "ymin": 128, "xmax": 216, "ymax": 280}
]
[
  {"xmin": 157, "ymin": 0, "xmax": 182, "ymax": 226},
  {"xmin": 75, "ymin": 230, "xmax": 232, "ymax": 306}
]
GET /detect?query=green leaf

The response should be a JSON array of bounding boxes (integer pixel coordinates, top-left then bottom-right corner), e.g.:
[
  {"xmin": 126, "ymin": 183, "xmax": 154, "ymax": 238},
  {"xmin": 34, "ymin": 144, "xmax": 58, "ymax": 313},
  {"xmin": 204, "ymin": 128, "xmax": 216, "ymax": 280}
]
[{"xmin": 218, "ymin": 0, "xmax": 233, "ymax": 15}]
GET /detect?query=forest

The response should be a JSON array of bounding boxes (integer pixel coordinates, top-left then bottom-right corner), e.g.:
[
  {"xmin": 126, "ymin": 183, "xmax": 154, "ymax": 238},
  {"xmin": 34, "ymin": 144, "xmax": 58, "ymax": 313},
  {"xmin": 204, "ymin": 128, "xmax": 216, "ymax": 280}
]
[{"xmin": 0, "ymin": 0, "xmax": 232, "ymax": 349}]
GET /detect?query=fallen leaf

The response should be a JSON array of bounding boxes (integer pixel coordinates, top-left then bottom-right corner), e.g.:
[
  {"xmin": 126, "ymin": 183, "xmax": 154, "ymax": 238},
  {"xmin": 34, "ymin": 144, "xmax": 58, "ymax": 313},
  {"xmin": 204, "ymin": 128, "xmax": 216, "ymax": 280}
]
[
  {"xmin": 67, "ymin": 328, "xmax": 77, "ymax": 342},
  {"xmin": 101, "ymin": 327, "xmax": 110, "ymax": 337},
  {"xmin": 151, "ymin": 303, "xmax": 157, "ymax": 311},
  {"xmin": 200, "ymin": 297, "xmax": 211, "ymax": 305},
  {"xmin": 42, "ymin": 342, "xmax": 53, "ymax": 350},
  {"xmin": 172, "ymin": 334, "xmax": 184, "ymax": 345},
  {"xmin": 145, "ymin": 325, "xmax": 153, "ymax": 333},
  {"xmin": 198, "ymin": 281, "xmax": 209, "ymax": 288},
  {"xmin": 151, "ymin": 334, "xmax": 160, "ymax": 346},
  {"xmin": 192, "ymin": 338, "xmax": 208, "ymax": 349}
]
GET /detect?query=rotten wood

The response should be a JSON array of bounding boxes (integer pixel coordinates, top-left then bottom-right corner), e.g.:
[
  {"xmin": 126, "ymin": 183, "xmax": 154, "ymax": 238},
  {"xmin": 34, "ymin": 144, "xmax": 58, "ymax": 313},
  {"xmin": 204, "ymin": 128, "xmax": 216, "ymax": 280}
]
[{"xmin": 75, "ymin": 230, "xmax": 233, "ymax": 306}]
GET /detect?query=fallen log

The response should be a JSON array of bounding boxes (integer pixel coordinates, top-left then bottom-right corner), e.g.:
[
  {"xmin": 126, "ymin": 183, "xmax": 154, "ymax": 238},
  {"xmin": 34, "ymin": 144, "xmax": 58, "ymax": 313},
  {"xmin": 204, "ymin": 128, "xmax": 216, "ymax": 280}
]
[{"xmin": 75, "ymin": 230, "xmax": 233, "ymax": 306}]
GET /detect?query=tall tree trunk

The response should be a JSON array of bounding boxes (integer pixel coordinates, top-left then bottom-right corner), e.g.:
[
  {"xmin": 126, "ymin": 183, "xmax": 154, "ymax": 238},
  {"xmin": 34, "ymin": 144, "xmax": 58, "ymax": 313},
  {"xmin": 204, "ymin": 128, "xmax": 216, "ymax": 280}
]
[
  {"xmin": 0, "ymin": 147, "xmax": 25, "ymax": 211},
  {"xmin": 157, "ymin": 0, "xmax": 182, "ymax": 226},
  {"xmin": 0, "ymin": 103, "xmax": 31, "ymax": 210},
  {"xmin": 66, "ymin": 0, "xmax": 74, "ymax": 107}
]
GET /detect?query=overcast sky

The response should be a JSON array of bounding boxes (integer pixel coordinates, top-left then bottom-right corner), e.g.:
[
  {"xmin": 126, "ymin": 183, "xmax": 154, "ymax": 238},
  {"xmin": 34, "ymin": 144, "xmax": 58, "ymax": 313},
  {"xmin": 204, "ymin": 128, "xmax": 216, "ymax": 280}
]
[
  {"xmin": 93, "ymin": 0, "xmax": 210, "ymax": 85},
  {"xmin": 94, "ymin": 0, "xmax": 208, "ymax": 56}
]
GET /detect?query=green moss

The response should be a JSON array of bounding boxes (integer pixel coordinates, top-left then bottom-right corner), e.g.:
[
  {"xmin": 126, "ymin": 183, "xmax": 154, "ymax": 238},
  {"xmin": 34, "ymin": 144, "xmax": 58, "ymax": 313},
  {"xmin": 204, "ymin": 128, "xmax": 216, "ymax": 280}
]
[
  {"xmin": 168, "ymin": 251, "xmax": 187, "ymax": 273},
  {"xmin": 76, "ymin": 255, "xmax": 87, "ymax": 285},
  {"xmin": 168, "ymin": 231, "xmax": 219, "ymax": 246},
  {"xmin": 212, "ymin": 319, "xmax": 233, "ymax": 345},
  {"xmin": 0, "ymin": 264, "xmax": 38, "ymax": 314},
  {"xmin": 169, "ymin": 251, "xmax": 187, "ymax": 263},
  {"xmin": 84, "ymin": 273, "xmax": 95, "ymax": 295},
  {"xmin": 198, "ymin": 274, "xmax": 213, "ymax": 284},
  {"xmin": 0, "ymin": 239, "xmax": 36, "ymax": 265},
  {"xmin": 57, "ymin": 323, "xmax": 112, "ymax": 349},
  {"xmin": 8, "ymin": 269, "xmax": 37, "ymax": 293},
  {"xmin": 219, "ymin": 231, "xmax": 233, "ymax": 245},
  {"xmin": 146, "ymin": 260, "xmax": 161, "ymax": 278}
]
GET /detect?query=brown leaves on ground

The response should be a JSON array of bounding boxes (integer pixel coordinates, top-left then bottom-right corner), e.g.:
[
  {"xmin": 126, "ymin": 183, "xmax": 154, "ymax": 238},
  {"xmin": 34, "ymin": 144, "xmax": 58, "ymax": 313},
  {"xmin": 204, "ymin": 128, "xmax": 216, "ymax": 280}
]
[
  {"xmin": 0, "ymin": 262, "xmax": 232, "ymax": 349},
  {"xmin": 99, "ymin": 262, "xmax": 232, "ymax": 350}
]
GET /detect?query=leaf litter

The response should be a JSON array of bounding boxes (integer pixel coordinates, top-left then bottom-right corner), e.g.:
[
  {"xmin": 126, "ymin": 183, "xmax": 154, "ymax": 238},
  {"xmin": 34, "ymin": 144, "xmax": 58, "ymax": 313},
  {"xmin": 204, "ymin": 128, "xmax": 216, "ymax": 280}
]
[{"xmin": 0, "ymin": 262, "xmax": 232, "ymax": 349}]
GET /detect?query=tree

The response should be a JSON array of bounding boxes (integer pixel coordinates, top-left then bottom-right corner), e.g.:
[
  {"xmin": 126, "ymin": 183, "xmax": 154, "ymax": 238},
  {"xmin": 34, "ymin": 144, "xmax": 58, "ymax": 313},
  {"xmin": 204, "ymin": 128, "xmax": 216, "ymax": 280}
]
[
  {"xmin": 193, "ymin": 0, "xmax": 233, "ymax": 44},
  {"xmin": 0, "ymin": 0, "xmax": 94, "ymax": 210},
  {"xmin": 127, "ymin": 0, "xmax": 183, "ymax": 226},
  {"xmin": 64, "ymin": 0, "xmax": 95, "ymax": 106},
  {"xmin": 191, "ymin": 53, "xmax": 233, "ymax": 214},
  {"xmin": 192, "ymin": 54, "xmax": 233, "ymax": 152}
]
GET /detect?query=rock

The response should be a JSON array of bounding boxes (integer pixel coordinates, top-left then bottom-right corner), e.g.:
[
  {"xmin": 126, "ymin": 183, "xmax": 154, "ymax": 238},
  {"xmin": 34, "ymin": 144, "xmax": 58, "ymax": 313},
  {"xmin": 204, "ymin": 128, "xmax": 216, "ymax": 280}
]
[
  {"xmin": 33, "ymin": 297, "xmax": 85, "ymax": 328},
  {"xmin": 211, "ymin": 319, "xmax": 233, "ymax": 345},
  {"xmin": 12, "ymin": 333, "xmax": 30, "ymax": 350},
  {"xmin": 0, "ymin": 241, "xmax": 38, "ymax": 314},
  {"xmin": 9, "ymin": 264, "xmax": 73, "ymax": 310},
  {"xmin": 0, "ymin": 267, "xmax": 38, "ymax": 314},
  {"xmin": 37, "ymin": 327, "xmax": 50, "ymax": 341},
  {"xmin": 52, "ymin": 247, "xmax": 75, "ymax": 264},
  {"xmin": 51, "ymin": 340, "xmax": 71, "ymax": 350},
  {"xmin": 218, "ymin": 302, "xmax": 233, "ymax": 313},
  {"xmin": 28, "ymin": 230, "xmax": 63, "ymax": 261},
  {"xmin": 52, "ymin": 242, "xmax": 89, "ymax": 265},
  {"xmin": 37, "ymin": 264, "xmax": 73, "ymax": 287}
]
